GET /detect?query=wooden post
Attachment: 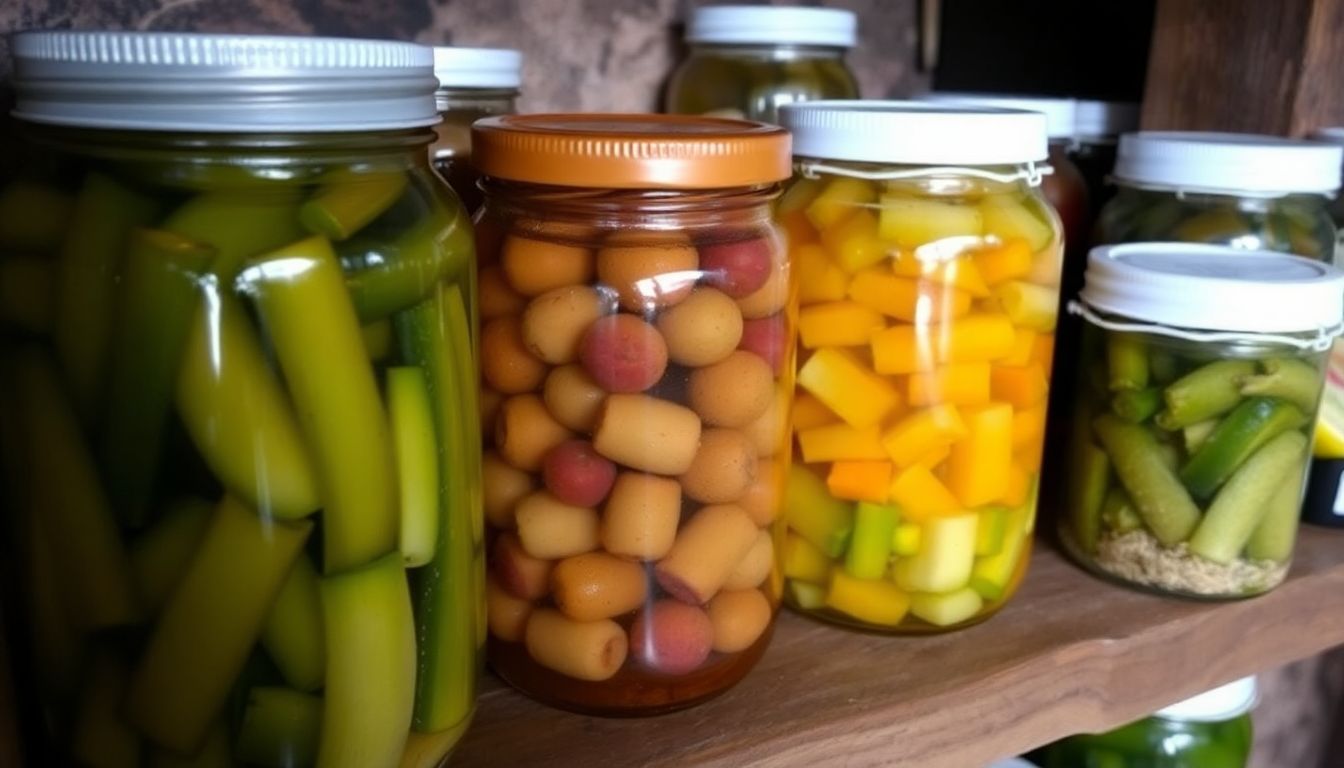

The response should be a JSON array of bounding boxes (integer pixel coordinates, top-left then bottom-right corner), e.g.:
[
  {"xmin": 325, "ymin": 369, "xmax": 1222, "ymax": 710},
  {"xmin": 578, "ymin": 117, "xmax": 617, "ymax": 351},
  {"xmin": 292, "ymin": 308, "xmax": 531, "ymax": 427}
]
[{"xmin": 1142, "ymin": 0, "xmax": 1344, "ymax": 135}]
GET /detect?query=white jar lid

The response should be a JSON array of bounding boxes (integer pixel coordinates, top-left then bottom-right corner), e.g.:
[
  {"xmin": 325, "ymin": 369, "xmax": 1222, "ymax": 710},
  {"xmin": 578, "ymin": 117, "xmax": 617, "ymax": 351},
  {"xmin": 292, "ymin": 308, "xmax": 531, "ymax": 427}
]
[
  {"xmin": 1073, "ymin": 100, "xmax": 1139, "ymax": 140},
  {"xmin": 1081, "ymin": 243, "xmax": 1344, "ymax": 335},
  {"xmin": 1114, "ymin": 131, "xmax": 1343, "ymax": 195},
  {"xmin": 779, "ymin": 100, "xmax": 1048, "ymax": 165},
  {"xmin": 1311, "ymin": 127, "xmax": 1344, "ymax": 147},
  {"xmin": 11, "ymin": 31, "xmax": 439, "ymax": 132},
  {"xmin": 918, "ymin": 93, "xmax": 1077, "ymax": 140},
  {"xmin": 1155, "ymin": 677, "xmax": 1259, "ymax": 723},
  {"xmin": 686, "ymin": 5, "xmax": 857, "ymax": 48},
  {"xmin": 433, "ymin": 46, "xmax": 522, "ymax": 90}
]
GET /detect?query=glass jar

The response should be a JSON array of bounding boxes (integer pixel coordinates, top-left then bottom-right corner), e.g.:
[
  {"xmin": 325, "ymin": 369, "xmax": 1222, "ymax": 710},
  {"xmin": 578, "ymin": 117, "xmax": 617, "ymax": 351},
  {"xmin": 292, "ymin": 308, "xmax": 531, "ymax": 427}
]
[
  {"xmin": 1096, "ymin": 132, "xmax": 1341, "ymax": 260},
  {"xmin": 1034, "ymin": 677, "xmax": 1257, "ymax": 768},
  {"xmin": 1, "ymin": 32, "xmax": 480, "ymax": 767},
  {"xmin": 774, "ymin": 101, "xmax": 1059, "ymax": 632},
  {"xmin": 471, "ymin": 114, "xmax": 793, "ymax": 714},
  {"xmin": 665, "ymin": 5, "xmax": 859, "ymax": 123},
  {"xmin": 1062, "ymin": 243, "xmax": 1344, "ymax": 598},
  {"xmin": 1070, "ymin": 100, "xmax": 1140, "ymax": 219},
  {"xmin": 429, "ymin": 46, "xmax": 521, "ymax": 214}
]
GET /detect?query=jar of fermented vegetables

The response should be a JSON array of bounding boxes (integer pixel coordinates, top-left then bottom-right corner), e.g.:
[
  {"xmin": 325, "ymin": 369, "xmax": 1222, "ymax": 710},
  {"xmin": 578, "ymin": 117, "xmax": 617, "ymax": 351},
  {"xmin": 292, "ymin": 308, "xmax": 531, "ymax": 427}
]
[
  {"xmin": 1034, "ymin": 676, "xmax": 1257, "ymax": 768},
  {"xmin": 1, "ymin": 31, "xmax": 480, "ymax": 767},
  {"xmin": 665, "ymin": 4, "xmax": 859, "ymax": 123},
  {"xmin": 429, "ymin": 45, "xmax": 521, "ymax": 213},
  {"xmin": 1097, "ymin": 132, "xmax": 1342, "ymax": 260},
  {"xmin": 1063, "ymin": 243, "xmax": 1344, "ymax": 598},
  {"xmin": 471, "ymin": 114, "xmax": 793, "ymax": 714},
  {"xmin": 775, "ymin": 101, "xmax": 1060, "ymax": 632}
]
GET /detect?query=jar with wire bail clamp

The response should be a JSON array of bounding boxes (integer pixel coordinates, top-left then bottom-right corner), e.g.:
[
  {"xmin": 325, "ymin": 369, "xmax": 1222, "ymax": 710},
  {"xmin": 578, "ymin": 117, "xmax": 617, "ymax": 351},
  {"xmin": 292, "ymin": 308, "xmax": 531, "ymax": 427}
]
[{"xmin": 776, "ymin": 101, "xmax": 1060, "ymax": 633}]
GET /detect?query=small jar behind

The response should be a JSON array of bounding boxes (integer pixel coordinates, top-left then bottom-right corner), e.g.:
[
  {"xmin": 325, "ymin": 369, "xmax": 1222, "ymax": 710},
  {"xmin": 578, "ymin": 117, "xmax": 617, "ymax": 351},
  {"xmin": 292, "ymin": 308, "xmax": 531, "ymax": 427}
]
[
  {"xmin": 1062, "ymin": 243, "xmax": 1344, "ymax": 599},
  {"xmin": 430, "ymin": 46, "xmax": 521, "ymax": 213},
  {"xmin": 1034, "ymin": 677, "xmax": 1257, "ymax": 768},
  {"xmin": 472, "ymin": 114, "xmax": 794, "ymax": 714},
  {"xmin": 1070, "ymin": 100, "xmax": 1139, "ymax": 219},
  {"xmin": 665, "ymin": 5, "xmax": 859, "ymax": 123}
]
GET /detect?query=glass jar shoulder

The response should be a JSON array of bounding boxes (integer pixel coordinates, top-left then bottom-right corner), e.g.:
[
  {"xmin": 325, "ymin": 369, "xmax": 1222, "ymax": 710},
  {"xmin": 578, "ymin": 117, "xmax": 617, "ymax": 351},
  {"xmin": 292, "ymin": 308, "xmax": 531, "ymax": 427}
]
[{"xmin": 667, "ymin": 47, "xmax": 858, "ymax": 120}]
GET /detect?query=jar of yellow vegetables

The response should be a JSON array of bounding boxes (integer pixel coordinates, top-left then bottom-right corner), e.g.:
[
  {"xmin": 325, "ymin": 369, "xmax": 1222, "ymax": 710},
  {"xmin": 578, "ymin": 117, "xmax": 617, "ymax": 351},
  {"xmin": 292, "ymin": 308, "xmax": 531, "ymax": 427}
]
[{"xmin": 776, "ymin": 101, "xmax": 1060, "ymax": 632}]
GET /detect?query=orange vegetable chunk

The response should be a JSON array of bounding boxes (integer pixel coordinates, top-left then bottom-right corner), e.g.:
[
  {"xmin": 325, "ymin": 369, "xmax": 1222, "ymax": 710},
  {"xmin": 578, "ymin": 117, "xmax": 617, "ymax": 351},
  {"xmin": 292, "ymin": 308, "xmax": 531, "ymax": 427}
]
[
  {"xmin": 890, "ymin": 250, "xmax": 990, "ymax": 297},
  {"xmin": 791, "ymin": 392, "xmax": 838, "ymax": 432},
  {"xmin": 826, "ymin": 461, "xmax": 894, "ymax": 503},
  {"xmin": 945, "ymin": 403, "xmax": 1014, "ymax": 507},
  {"xmin": 990, "ymin": 364, "xmax": 1048, "ymax": 408},
  {"xmin": 798, "ymin": 424, "xmax": 889, "ymax": 463},
  {"xmin": 798, "ymin": 301, "xmax": 885, "ymax": 349},
  {"xmin": 879, "ymin": 404, "xmax": 967, "ymax": 467},
  {"xmin": 794, "ymin": 243, "xmax": 848, "ymax": 305},
  {"xmin": 870, "ymin": 314, "xmax": 1015, "ymax": 374},
  {"xmin": 846, "ymin": 269, "xmax": 971, "ymax": 324},
  {"xmin": 973, "ymin": 237, "xmax": 1033, "ymax": 286},
  {"xmin": 797, "ymin": 348, "xmax": 902, "ymax": 428},
  {"xmin": 888, "ymin": 464, "xmax": 961, "ymax": 520},
  {"xmin": 907, "ymin": 364, "xmax": 991, "ymax": 407}
]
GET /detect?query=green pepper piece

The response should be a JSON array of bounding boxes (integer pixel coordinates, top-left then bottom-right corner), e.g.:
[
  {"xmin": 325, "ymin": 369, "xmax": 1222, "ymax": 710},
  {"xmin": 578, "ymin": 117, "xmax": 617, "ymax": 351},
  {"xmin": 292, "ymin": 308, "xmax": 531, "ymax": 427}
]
[
  {"xmin": 300, "ymin": 172, "xmax": 408, "ymax": 241},
  {"xmin": 72, "ymin": 652, "xmax": 141, "ymax": 768},
  {"xmin": 162, "ymin": 191, "xmax": 305, "ymax": 281},
  {"xmin": 0, "ymin": 179, "xmax": 74, "ymax": 252},
  {"xmin": 388, "ymin": 366, "xmax": 441, "ymax": 568},
  {"xmin": 844, "ymin": 502, "xmax": 898, "ymax": 580},
  {"xmin": 235, "ymin": 687, "xmax": 321, "ymax": 768},
  {"xmin": 318, "ymin": 553, "xmax": 417, "ymax": 768},
  {"xmin": 1099, "ymin": 487, "xmax": 1143, "ymax": 534},
  {"xmin": 1110, "ymin": 387, "xmax": 1162, "ymax": 423},
  {"xmin": 974, "ymin": 506, "xmax": 1009, "ymax": 557},
  {"xmin": 1246, "ymin": 465, "xmax": 1306, "ymax": 563},
  {"xmin": 0, "ymin": 255, "xmax": 55, "ymax": 334},
  {"xmin": 130, "ymin": 497, "xmax": 213, "ymax": 615},
  {"xmin": 1093, "ymin": 414, "xmax": 1203, "ymax": 546},
  {"xmin": 126, "ymin": 496, "xmax": 312, "ymax": 754},
  {"xmin": 260, "ymin": 553, "xmax": 325, "ymax": 693},
  {"xmin": 101, "ymin": 228, "xmax": 216, "ymax": 527},
  {"xmin": 1240, "ymin": 357, "xmax": 1322, "ymax": 412},
  {"xmin": 1156, "ymin": 359, "xmax": 1257, "ymax": 429},
  {"xmin": 53, "ymin": 172, "xmax": 158, "ymax": 422},
  {"xmin": 1188, "ymin": 430, "xmax": 1308, "ymax": 564},
  {"xmin": 242, "ymin": 235, "xmax": 397, "ymax": 572},
  {"xmin": 1180, "ymin": 396, "xmax": 1307, "ymax": 499},
  {"xmin": 1067, "ymin": 442, "xmax": 1109, "ymax": 554},
  {"xmin": 344, "ymin": 204, "xmax": 473, "ymax": 321},
  {"xmin": 1106, "ymin": 332, "xmax": 1149, "ymax": 391},
  {"xmin": 396, "ymin": 282, "xmax": 483, "ymax": 733}
]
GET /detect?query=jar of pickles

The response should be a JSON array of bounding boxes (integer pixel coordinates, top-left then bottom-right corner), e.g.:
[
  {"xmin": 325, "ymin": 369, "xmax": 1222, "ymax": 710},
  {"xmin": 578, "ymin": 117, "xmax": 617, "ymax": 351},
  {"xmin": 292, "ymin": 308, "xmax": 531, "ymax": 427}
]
[
  {"xmin": 1, "ymin": 32, "xmax": 480, "ymax": 767},
  {"xmin": 775, "ymin": 101, "xmax": 1060, "ymax": 632},
  {"xmin": 471, "ymin": 114, "xmax": 793, "ymax": 713},
  {"xmin": 665, "ymin": 5, "xmax": 859, "ymax": 123},
  {"xmin": 1062, "ymin": 243, "xmax": 1344, "ymax": 598},
  {"xmin": 1097, "ymin": 132, "xmax": 1342, "ymax": 260},
  {"xmin": 429, "ymin": 46, "xmax": 522, "ymax": 213}
]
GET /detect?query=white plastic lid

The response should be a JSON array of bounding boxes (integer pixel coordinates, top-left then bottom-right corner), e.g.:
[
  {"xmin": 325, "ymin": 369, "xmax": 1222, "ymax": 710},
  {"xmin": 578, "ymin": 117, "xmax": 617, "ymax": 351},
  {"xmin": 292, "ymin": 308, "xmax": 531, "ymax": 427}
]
[
  {"xmin": 985, "ymin": 759, "xmax": 1040, "ymax": 768},
  {"xmin": 1081, "ymin": 243, "xmax": 1344, "ymax": 334},
  {"xmin": 432, "ymin": 46, "xmax": 522, "ymax": 90},
  {"xmin": 1311, "ymin": 127, "xmax": 1344, "ymax": 148},
  {"xmin": 1155, "ymin": 677, "xmax": 1259, "ymax": 723},
  {"xmin": 1073, "ymin": 100, "xmax": 1139, "ymax": 140},
  {"xmin": 1114, "ymin": 131, "xmax": 1344, "ymax": 195},
  {"xmin": 919, "ymin": 93, "xmax": 1076, "ymax": 140},
  {"xmin": 686, "ymin": 5, "xmax": 857, "ymax": 48},
  {"xmin": 10, "ymin": 31, "xmax": 439, "ymax": 132},
  {"xmin": 779, "ymin": 100, "xmax": 1048, "ymax": 165}
]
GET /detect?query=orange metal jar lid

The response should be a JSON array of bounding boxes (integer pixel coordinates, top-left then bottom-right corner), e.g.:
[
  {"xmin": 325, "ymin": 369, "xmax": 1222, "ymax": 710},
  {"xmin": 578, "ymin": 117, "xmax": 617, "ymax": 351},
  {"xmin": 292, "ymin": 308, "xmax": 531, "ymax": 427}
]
[{"xmin": 472, "ymin": 113, "xmax": 792, "ymax": 189}]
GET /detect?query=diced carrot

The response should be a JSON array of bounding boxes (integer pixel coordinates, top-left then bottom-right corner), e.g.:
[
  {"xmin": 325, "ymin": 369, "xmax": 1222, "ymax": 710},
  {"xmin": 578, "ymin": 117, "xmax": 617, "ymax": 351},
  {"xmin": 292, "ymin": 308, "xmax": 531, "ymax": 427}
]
[
  {"xmin": 806, "ymin": 177, "xmax": 875, "ymax": 231},
  {"xmin": 888, "ymin": 464, "xmax": 961, "ymax": 521},
  {"xmin": 996, "ymin": 280, "xmax": 1058, "ymax": 332},
  {"xmin": 1000, "ymin": 461, "xmax": 1031, "ymax": 506},
  {"xmin": 798, "ymin": 301, "xmax": 886, "ymax": 349},
  {"xmin": 846, "ymin": 269, "xmax": 972, "ymax": 324},
  {"xmin": 794, "ymin": 243, "xmax": 849, "ymax": 305},
  {"xmin": 1031, "ymin": 334, "xmax": 1054, "ymax": 372},
  {"xmin": 870, "ymin": 314, "xmax": 1015, "ymax": 375},
  {"xmin": 798, "ymin": 423, "xmax": 888, "ymax": 463},
  {"xmin": 907, "ymin": 364, "xmax": 990, "ymax": 407},
  {"xmin": 826, "ymin": 461, "xmax": 894, "ymax": 503},
  {"xmin": 1011, "ymin": 402, "xmax": 1047, "ymax": 450},
  {"xmin": 973, "ymin": 237, "xmax": 1033, "ymax": 286},
  {"xmin": 890, "ymin": 251, "xmax": 991, "ymax": 298},
  {"xmin": 879, "ymin": 404, "xmax": 967, "ymax": 466},
  {"xmin": 990, "ymin": 364, "xmax": 1048, "ymax": 408},
  {"xmin": 798, "ymin": 348, "xmax": 902, "ymax": 428},
  {"xmin": 945, "ymin": 403, "xmax": 1014, "ymax": 507},
  {"xmin": 821, "ymin": 209, "xmax": 890, "ymax": 273},
  {"xmin": 792, "ymin": 392, "xmax": 838, "ymax": 432},
  {"xmin": 1004, "ymin": 328, "xmax": 1037, "ymax": 366}
]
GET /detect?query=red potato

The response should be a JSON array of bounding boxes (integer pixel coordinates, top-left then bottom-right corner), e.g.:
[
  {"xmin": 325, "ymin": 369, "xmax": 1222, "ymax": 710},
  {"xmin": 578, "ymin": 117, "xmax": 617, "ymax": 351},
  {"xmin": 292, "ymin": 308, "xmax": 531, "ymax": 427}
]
[
  {"xmin": 629, "ymin": 600, "xmax": 715, "ymax": 675},
  {"xmin": 738, "ymin": 313, "xmax": 788, "ymax": 376},
  {"xmin": 542, "ymin": 439, "xmax": 617, "ymax": 508},
  {"xmin": 493, "ymin": 532, "xmax": 553, "ymax": 600},
  {"xmin": 700, "ymin": 237, "xmax": 773, "ymax": 298},
  {"xmin": 580, "ymin": 314, "xmax": 669, "ymax": 393}
]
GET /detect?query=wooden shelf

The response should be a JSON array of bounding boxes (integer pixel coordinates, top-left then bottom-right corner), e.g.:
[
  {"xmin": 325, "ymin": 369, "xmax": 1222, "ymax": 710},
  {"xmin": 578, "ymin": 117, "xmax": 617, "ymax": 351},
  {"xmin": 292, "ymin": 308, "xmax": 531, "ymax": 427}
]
[{"xmin": 451, "ymin": 525, "xmax": 1344, "ymax": 767}]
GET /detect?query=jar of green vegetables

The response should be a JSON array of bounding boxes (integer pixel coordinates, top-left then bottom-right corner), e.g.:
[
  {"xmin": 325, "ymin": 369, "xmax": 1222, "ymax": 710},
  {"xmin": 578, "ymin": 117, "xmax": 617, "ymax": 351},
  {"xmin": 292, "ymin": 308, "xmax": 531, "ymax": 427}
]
[
  {"xmin": 1, "ymin": 31, "xmax": 480, "ymax": 767},
  {"xmin": 1063, "ymin": 243, "xmax": 1344, "ymax": 598}
]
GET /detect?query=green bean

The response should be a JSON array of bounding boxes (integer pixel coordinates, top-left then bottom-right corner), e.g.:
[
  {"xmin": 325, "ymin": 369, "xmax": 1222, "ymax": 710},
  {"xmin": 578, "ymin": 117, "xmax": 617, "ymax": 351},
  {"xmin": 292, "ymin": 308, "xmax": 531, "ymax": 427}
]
[
  {"xmin": 1149, "ymin": 346, "xmax": 1180, "ymax": 384},
  {"xmin": 1107, "ymin": 332, "xmax": 1149, "ymax": 391},
  {"xmin": 1188, "ymin": 430, "xmax": 1308, "ymax": 564},
  {"xmin": 1067, "ymin": 442, "xmax": 1109, "ymax": 553},
  {"xmin": 301, "ymin": 172, "xmax": 408, "ymax": 241},
  {"xmin": 1099, "ymin": 487, "xmax": 1143, "ymax": 534},
  {"xmin": 388, "ymin": 366, "xmax": 440, "ymax": 568},
  {"xmin": 1240, "ymin": 357, "xmax": 1322, "ymax": 412},
  {"xmin": 129, "ymin": 497, "xmax": 213, "ymax": 615},
  {"xmin": 53, "ymin": 172, "xmax": 158, "ymax": 422},
  {"xmin": 845, "ymin": 502, "xmax": 898, "ymax": 580},
  {"xmin": 235, "ymin": 687, "xmax": 321, "ymax": 768},
  {"xmin": 101, "ymin": 228, "xmax": 216, "ymax": 527},
  {"xmin": 162, "ymin": 191, "xmax": 304, "ymax": 281},
  {"xmin": 1110, "ymin": 387, "xmax": 1162, "ymax": 423},
  {"xmin": 0, "ymin": 256, "xmax": 54, "ymax": 334},
  {"xmin": 0, "ymin": 179, "xmax": 74, "ymax": 252},
  {"xmin": 1156, "ymin": 359, "xmax": 1257, "ymax": 429},
  {"xmin": 260, "ymin": 554, "xmax": 325, "ymax": 693},
  {"xmin": 344, "ymin": 204, "xmax": 472, "ymax": 321},
  {"xmin": 1245, "ymin": 467, "xmax": 1306, "ymax": 563},
  {"xmin": 1093, "ymin": 414, "xmax": 1202, "ymax": 546},
  {"xmin": 1180, "ymin": 397, "xmax": 1306, "ymax": 499}
]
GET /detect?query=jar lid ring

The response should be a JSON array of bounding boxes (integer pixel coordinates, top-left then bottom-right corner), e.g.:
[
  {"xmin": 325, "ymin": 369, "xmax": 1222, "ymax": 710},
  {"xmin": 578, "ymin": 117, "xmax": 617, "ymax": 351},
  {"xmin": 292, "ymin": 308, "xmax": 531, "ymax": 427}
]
[
  {"xmin": 796, "ymin": 159, "xmax": 1049, "ymax": 188},
  {"xmin": 1068, "ymin": 300, "xmax": 1342, "ymax": 352}
]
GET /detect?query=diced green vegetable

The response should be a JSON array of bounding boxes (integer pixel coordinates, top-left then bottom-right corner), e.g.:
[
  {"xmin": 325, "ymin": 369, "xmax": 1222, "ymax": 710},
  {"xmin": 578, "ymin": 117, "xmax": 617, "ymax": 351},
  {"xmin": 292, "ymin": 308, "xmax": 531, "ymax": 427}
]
[
  {"xmin": 388, "ymin": 366, "xmax": 440, "ymax": 568},
  {"xmin": 891, "ymin": 522, "xmax": 922, "ymax": 557},
  {"xmin": 1092, "ymin": 414, "xmax": 1202, "ymax": 546},
  {"xmin": 910, "ymin": 586, "xmax": 985, "ymax": 627},
  {"xmin": 235, "ymin": 687, "xmax": 321, "ymax": 768},
  {"xmin": 1067, "ymin": 442, "xmax": 1109, "ymax": 554},
  {"xmin": 0, "ymin": 179, "xmax": 74, "ymax": 252},
  {"xmin": 301, "ymin": 172, "xmax": 408, "ymax": 241},
  {"xmin": 844, "ymin": 502, "xmax": 897, "ymax": 580},
  {"xmin": 1245, "ymin": 467, "xmax": 1306, "ymax": 563},
  {"xmin": 893, "ymin": 514, "xmax": 977, "ymax": 593},
  {"xmin": 130, "ymin": 498, "xmax": 213, "ymax": 615},
  {"xmin": 0, "ymin": 256, "xmax": 55, "ymax": 334},
  {"xmin": 1099, "ymin": 487, "xmax": 1143, "ymax": 534},
  {"xmin": 345, "ymin": 204, "xmax": 473, "ymax": 321},
  {"xmin": 1188, "ymin": 431, "xmax": 1308, "ymax": 564},
  {"xmin": 1106, "ymin": 333, "xmax": 1149, "ymax": 391},
  {"xmin": 974, "ymin": 507, "xmax": 1009, "ymax": 557},
  {"xmin": 1240, "ymin": 358, "xmax": 1322, "ymax": 413},
  {"xmin": 72, "ymin": 653, "xmax": 141, "ymax": 768},
  {"xmin": 970, "ymin": 505, "xmax": 1030, "ymax": 602},
  {"xmin": 785, "ymin": 465, "xmax": 855, "ymax": 558},
  {"xmin": 1180, "ymin": 397, "xmax": 1306, "ymax": 500},
  {"xmin": 260, "ymin": 554, "xmax": 325, "ymax": 693},
  {"xmin": 1156, "ymin": 360, "xmax": 1257, "ymax": 429},
  {"xmin": 1110, "ymin": 387, "xmax": 1162, "ymax": 423}
]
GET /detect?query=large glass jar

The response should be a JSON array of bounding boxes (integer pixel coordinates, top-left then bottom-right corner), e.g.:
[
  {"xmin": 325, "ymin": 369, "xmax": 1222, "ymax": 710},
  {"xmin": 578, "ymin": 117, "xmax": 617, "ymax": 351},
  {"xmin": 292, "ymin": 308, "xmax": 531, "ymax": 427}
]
[
  {"xmin": 471, "ymin": 114, "xmax": 793, "ymax": 714},
  {"xmin": 775, "ymin": 101, "xmax": 1060, "ymax": 632},
  {"xmin": 1034, "ymin": 677, "xmax": 1257, "ymax": 768},
  {"xmin": 0, "ymin": 32, "xmax": 480, "ymax": 767},
  {"xmin": 429, "ymin": 46, "xmax": 521, "ymax": 214},
  {"xmin": 665, "ymin": 5, "xmax": 859, "ymax": 123},
  {"xmin": 1061, "ymin": 243, "xmax": 1343, "ymax": 598}
]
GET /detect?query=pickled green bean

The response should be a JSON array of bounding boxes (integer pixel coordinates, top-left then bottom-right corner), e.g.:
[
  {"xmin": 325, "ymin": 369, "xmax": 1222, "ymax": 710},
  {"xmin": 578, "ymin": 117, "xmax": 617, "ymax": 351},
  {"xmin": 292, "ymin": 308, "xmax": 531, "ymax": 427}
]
[
  {"xmin": 1188, "ymin": 430, "xmax": 1308, "ymax": 564},
  {"xmin": 388, "ymin": 366, "xmax": 440, "ymax": 568},
  {"xmin": 102, "ymin": 228, "xmax": 216, "ymax": 527},
  {"xmin": 301, "ymin": 172, "xmax": 408, "ymax": 241},
  {"xmin": 1093, "ymin": 414, "xmax": 1202, "ymax": 546},
  {"xmin": 1246, "ymin": 467, "xmax": 1305, "ymax": 563},
  {"xmin": 845, "ymin": 502, "xmax": 898, "ymax": 580},
  {"xmin": 0, "ymin": 256, "xmax": 54, "ymax": 334},
  {"xmin": 1240, "ymin": 357, "xmax": 1321, "ymax": 412},
  {"xmin": 130, "ymin": 498, "xmax": 213, "ymax": 615},
  {"xmin": 260, "ymin": 554, "xmax": 325, "ymax": 693},
  {"xmin": 345, "ymin": 204, "xmax": 472, "ymax": 321},
  {"xmin": 241, "ymin": 235, "xmax": 397, "ymax": 573},
  {"xmin": 0, "ymin": 179, "xmax": 74, "ymax": 252},
  {"xmin": 236, "ymin": 687, "xmax": 321, "ymax": 768},
  {"xmin": 1068, "ymin": 442, "xmax": 1109, "ymax": 554},
  {"xmin": 1180, "ymin": 397, "xmax": 1306, "ymax": 500},
  {"xmin": 1099, "ymin": 487, "xmax": 1143, "ymax": 534},
  {"xmin": 162, "ymin": 191, "xmax": 304, "ymax": 281},
  {"xmin": 1107, "ymin": 333, "xmax": 1149, "ymax": 391},
  {"xmin": 1156, "ymin": 359, "xmax": 1257, "ymax": 429},
  {"xmin": 1110, "ymin": 387, "xmax": 1162, "ymax": 423}
]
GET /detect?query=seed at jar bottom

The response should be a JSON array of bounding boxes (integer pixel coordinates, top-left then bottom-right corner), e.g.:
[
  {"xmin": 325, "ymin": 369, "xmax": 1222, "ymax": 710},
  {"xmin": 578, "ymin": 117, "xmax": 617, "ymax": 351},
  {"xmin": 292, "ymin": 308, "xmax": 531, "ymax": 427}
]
[
  {"xmin": 708, "ymin": 588, "xmax": 772, "ymax": 653},
  {"xmin": 501, "ymin": 235, "xmax": 594, "ymax": 297},
  {"xmin": 522, "ymin": 284, "xmax": 611, "ymax": 365},
  {"xmin": 724, "ymin": 530, "xmax": 774, "ymax": 590},
  {"xmin": 656, "ymin": 287, "xmax": 744, "ymax": 367},
  {"xmin": 542, "ymin": 364, "xmax": 607, "ymax": 433},
  {"xmin": 524, "ymin": 609, "xmax": 627, "ymax": 682},
  {"xmin": 592, "ymin": 394, "xmax": 702, "ymax": 476},
  {"xmin": 596, "ymin": 234, "xmax": 700, "ymax": 312},
  {"xmin": 600, "ymin": 472, "xmax": 682, "ymax": 560},
  {"xmin": 481, "ymin": 316, "xmax": 548, "ymax": 394},
  {"xmin": 551, "ymin": 552, "xmax": 648, "ymax": 622},
  {"xmin": 679, "ymin": 428, "xmax": 758, "ymax": 504},
  {"xmin": 493, "ymin": 531, "xmax": 553, "ymax": 600},
  {"xmin": 483, "ymin": 452, "xmax": 534, "ymax": 529},
  {"xmin": 688, "ymin": 349, "xmax": 775, "ymax": 427},
  {"xmin": 496, "ymin": 394, "xmax": 573, "ymax": 472},
  {"xmin": 487, "ymin": 575, "xmax": 532, "ymax": 643},
  {"xmin": 655, "ymin": 504, "xmax": 759, "ymax": 605},
  {"xmin": 513, "ymin": 492, "xmax": 599, "ymax": 560},
  {"xmin": 628, "ymin": 600, "xmax": 714, "ymax": 675}
]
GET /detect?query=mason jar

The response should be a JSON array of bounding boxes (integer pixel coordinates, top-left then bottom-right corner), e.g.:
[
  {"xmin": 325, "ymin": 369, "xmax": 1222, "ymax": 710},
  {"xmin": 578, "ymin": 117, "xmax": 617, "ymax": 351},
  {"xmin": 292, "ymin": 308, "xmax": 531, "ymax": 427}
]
[{"xmin": 429, "ymin": 45, "xmax": 521, "ymax": 213}]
